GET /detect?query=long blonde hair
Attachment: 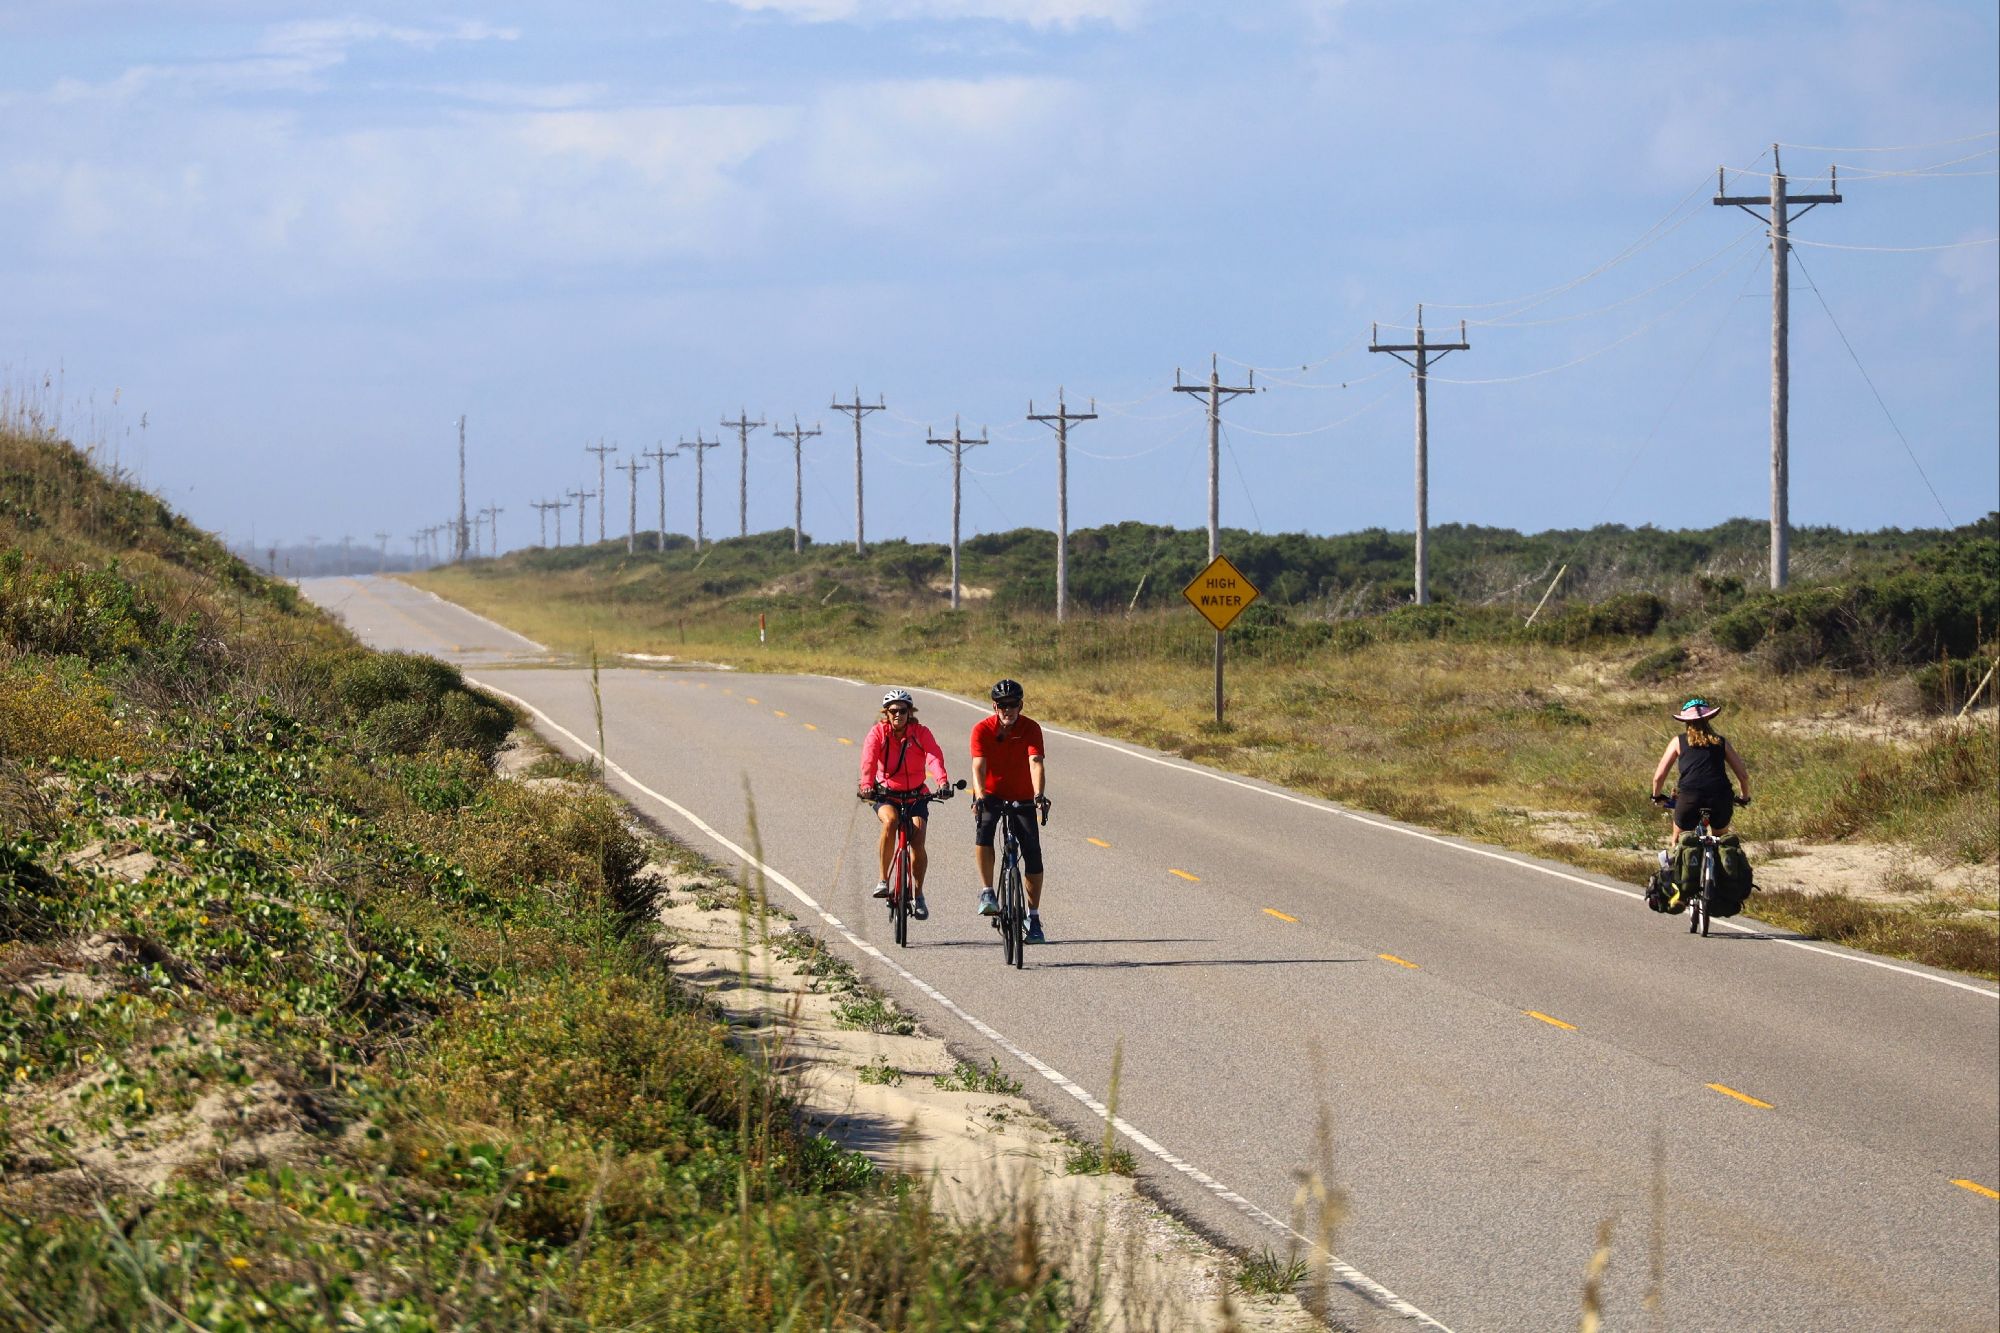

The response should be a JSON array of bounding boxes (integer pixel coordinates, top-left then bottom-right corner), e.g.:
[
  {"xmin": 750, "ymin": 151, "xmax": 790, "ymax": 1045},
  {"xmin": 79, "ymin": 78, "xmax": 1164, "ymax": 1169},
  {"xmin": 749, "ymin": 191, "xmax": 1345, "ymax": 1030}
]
[{"xmin": 1683, "ymin": 718, "xmax": 1723, "ymax": 748}]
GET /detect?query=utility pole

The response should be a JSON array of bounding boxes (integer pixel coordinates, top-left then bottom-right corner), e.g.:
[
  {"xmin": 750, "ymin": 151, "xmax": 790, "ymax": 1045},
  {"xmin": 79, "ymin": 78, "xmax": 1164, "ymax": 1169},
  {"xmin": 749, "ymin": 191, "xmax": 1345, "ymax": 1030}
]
[
  {"xmin": 339, "ymin": 534, "xmax": 353, "ymax": 575},
  {"xmin": 772, "ymin": 415, "xmax": 823, "ymax": 554},
  {"xmin": 584, "ymin": 440, "xmax": 618, "ymax": 544},
  {"xmin": 567, "ymin": 488, "xmax": 594, "ymax": 547},
  {"xmin": 408, "ymin": 533, "xmax": 422, "ymax": 569},
  {"xmin": 549, "ymin": 498, "xmax": 569, "ymax": 548},
  {"xmin": 470, "ymin": 513, "xmax": 485, "ymax": 557},
  {"xmin": 830, "ymin": 388, "xmax": 885, "ymax": 553},
  {"xmin": 1715, "ymin": 145, "xmax": 1841, "ymax": 590},
  {"xmin": 481, "ymin": 504, "xmax": 503, "ymax": 557},
  {"xmin": 1028, "ymin": 387, "xmax": 1097, "ymax": 623},
  {"xmin": 721, "ymin": 409, "xmax": 764, "ymax": 539},
  {"xmin": 455, "ymin": 415, "xmax": 470, "ymax": 562},
  {"xmin": 618, "ymin": 456, "xmax": 648, "ymax": 555},
  {"xmin": 681, "ymin": 434, "xmax": 722, "ymax": 552},
  {"xmin": 1172, "ymin": 355, "xmax": 1259, "ymax": 562},
  {"xmin": 374, "ymin": 531, "xmax": 390, "ymax": 573},
  {"xmin": 926, "ymin": 417, "xmax": 988, "ymax": 611},
  {"xmin": 643, "ymin": 444, "xmax": 676, "ymax": 552},
  {"xmin": 1369, "ymin": 309, "xmax": 1469, "ymax": 607},
  {"xmin": 531, "ymin": 500, "xmax": 551, "ymax": 549}
]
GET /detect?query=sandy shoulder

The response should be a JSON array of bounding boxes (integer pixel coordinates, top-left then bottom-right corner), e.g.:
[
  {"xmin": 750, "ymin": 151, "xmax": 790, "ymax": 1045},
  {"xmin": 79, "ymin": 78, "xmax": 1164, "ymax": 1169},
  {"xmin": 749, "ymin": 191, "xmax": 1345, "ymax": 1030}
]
[{"xmin": 648, "ymin": 874, "xmax": 1320, "ymax": 1333}]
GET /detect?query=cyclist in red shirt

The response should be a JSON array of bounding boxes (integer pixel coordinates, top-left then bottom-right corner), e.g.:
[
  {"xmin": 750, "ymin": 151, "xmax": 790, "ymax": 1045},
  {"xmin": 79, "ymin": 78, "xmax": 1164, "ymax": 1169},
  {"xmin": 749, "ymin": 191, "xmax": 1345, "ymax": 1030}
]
[
  {"xmin": 858, "ymin": 688, "xmax": 950, "ymax": 920},
  {"xmin": 969, "ymin": 678, "xmax": 1050, "ymax": 941}
]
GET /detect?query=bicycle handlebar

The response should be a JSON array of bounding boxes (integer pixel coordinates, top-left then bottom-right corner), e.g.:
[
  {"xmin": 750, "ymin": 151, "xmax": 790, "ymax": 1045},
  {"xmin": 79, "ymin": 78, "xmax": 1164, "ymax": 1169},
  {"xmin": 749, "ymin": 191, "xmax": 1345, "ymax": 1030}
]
[
  {"xmin": 859, "ymin": 779, "xmax": 966, "ymax": 804},
  {"xmin": 972, "ymin": 795, "xmax": 1051, "ymax": 826}
]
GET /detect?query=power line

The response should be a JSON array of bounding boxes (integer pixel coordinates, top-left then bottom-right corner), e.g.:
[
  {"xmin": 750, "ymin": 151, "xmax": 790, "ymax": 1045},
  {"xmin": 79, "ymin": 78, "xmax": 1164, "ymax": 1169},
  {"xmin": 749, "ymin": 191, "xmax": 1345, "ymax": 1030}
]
[
  {"xmin": 1776, "ymin": 130, "xmax": 1997, "ymax": 153},
  {"xmin": 1787, "ymin": 235, "xmax": 1998, "ymax": 253},
  {"xmin": 1790, "ymin": 247, "xmax": 1954, "ymax": 527}
]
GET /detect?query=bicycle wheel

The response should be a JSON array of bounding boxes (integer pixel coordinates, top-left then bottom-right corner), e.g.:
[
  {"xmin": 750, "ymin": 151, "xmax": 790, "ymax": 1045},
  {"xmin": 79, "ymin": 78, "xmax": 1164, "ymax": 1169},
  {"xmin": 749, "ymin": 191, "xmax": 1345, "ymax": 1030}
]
[
  {"xmin": 1699, "ymin": 848, "xmax": 1716, "ymax": 937},
  {"xmin": 890, "ymin": 839, "xmax": 910, "ymax": 948},
  {"xmin": 1002, "ymin": 851, "xmax": 1025, "ymax": 969}
]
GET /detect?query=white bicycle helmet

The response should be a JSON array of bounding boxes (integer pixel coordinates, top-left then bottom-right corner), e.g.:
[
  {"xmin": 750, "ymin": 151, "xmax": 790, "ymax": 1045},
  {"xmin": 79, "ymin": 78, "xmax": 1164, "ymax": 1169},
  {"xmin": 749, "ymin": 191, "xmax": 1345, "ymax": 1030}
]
[{"xmin": 881, "ymin": 688, "xmax": 915, "ymax": 709}]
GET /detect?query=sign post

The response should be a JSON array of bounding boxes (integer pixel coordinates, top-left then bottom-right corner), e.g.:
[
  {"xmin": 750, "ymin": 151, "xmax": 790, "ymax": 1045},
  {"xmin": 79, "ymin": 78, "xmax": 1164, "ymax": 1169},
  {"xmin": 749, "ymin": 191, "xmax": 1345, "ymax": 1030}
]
[{"xmin": 1182, "ymin": 554, "xmax": 1261, "ymax": 726}]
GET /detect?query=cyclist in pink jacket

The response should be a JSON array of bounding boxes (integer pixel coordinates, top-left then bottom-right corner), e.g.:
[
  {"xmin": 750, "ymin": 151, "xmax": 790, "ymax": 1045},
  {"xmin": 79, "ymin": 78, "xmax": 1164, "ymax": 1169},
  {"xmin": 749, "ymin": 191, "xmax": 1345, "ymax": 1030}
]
[{"xmin": 857, "ymin": 688, "xmax": 951, "ymax": 919}]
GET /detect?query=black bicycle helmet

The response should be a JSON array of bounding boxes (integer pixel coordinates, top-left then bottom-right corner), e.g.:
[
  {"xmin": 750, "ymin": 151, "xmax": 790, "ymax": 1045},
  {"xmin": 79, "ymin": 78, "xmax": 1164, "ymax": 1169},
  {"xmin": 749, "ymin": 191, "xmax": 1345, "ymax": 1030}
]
[{"xmin": 989, "ymin": 678, "xmax": 1024, "ymax": 705}]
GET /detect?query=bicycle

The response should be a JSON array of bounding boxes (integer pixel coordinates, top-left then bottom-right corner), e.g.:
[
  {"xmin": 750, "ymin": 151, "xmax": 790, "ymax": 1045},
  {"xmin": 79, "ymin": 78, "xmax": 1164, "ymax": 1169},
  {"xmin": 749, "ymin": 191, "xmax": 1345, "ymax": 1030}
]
[
  {"xmin": 980, "ymin": 797, "xmax": 1047, "ymax": 969},
  {"xmin": 1651, "ymin": 792, "xmax": 1750, "ymax": 938},
  {"xmin": 861, "ymin": 781, "xmax": 963, "ymax": 948}
]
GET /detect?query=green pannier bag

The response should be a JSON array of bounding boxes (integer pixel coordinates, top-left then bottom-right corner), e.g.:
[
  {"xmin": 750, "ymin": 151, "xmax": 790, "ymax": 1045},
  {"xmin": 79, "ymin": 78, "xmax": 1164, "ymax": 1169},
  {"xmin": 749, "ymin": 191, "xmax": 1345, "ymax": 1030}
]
[{"xmin": 1710, "ymin": 832, "xmax": 1754, "ymax": 916}]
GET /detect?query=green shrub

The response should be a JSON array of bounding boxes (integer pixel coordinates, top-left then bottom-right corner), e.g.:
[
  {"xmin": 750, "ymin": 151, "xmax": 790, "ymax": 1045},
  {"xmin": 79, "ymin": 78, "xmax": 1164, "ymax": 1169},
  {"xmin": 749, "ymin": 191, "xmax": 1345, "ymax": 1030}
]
[
  {"xmin": 1913, "ymin": 656, "xmax": 1995, "ymax": 713},
  {"xmin": 334, "ymin": 652, "xmax": 514, "ymax": 759},
  {"xmin": 1629, "ymin": 644, "xmax": 1690, "ymax": 683}
]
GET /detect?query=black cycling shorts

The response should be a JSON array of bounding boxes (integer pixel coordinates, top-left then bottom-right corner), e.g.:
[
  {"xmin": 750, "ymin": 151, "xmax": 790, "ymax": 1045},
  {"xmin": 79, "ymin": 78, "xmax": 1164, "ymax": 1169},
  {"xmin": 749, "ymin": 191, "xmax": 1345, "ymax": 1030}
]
[
  {"xmin": 1673, "ymin": 789, "xmax": 1734, "ymax": 832},
  {"xmin": 974, "ymin": 800, "xmax": 1043, "ymax": 875},
  {"xmin": 874, "ymin": 790, "xmax": 932, "ymax": 822}
]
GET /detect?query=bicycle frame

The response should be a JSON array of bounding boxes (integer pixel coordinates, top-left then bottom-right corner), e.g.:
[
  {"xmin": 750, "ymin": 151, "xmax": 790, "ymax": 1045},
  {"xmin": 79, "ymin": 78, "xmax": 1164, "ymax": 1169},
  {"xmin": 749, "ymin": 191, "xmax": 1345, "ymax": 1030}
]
[{"xmin": 985, "ymin": 798, "xmax": 1040, "ymax": 970}]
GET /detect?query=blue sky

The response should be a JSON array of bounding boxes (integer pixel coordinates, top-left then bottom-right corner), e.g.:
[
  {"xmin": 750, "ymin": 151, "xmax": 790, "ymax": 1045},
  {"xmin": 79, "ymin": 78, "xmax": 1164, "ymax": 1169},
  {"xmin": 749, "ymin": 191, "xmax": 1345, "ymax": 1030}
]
[{"xmin": 3, "ymin": 1, "xmax": 1995, "ymax": 559}]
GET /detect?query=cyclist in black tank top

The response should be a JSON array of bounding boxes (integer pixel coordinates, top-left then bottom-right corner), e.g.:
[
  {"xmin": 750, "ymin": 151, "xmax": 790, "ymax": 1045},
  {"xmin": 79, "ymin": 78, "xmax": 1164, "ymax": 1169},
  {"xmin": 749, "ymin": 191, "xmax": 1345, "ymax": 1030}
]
[{"xmin": 1650, "ymin": 697, "xmax": 1753, "ymax": 834}]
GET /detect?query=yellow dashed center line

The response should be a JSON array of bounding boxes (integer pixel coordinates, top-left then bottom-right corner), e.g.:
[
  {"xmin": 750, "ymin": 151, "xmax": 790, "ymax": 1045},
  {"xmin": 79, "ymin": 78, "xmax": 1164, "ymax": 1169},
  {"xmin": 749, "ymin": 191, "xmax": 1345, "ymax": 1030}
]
[
  {"xmin": 837, "ymin": 737, "xmax": 854, "ymax": 746},
  {"xmin": 1952, "ymin": 1179, "xmax": 2000, "ymax": 1200},
  {"xmin": 1262, "ymin": 908, "xmax": 1299, "ymax": 923},
  {"xmin": 1169, "ymin": 869, "xmax": 1200, "ymax": 882},
  {"xmin": 1525, "ymin": 1011, "xmax": 1576, "ymax": 1031},
  {"xmin": 1086, "ymin": 837, "xmax": 1111, "ymax": 848},
  {"xmin": 802, "ymin": 723, "xmax": 817, "ymax": 731},
  {"xmin": 1706, "ymin": 1083, "xmax": 1773, "ymax": 1109},
  {"xmin": 1378, "ymin": 954, "xmax": 1420, "ymax": 969},
  {"xmin": 773, "ymin": 710, "xmax": 787, "ymax": 717},
  {"xmin": 745, "ymin": 697, "xmax": 758, "ymax": 705}
]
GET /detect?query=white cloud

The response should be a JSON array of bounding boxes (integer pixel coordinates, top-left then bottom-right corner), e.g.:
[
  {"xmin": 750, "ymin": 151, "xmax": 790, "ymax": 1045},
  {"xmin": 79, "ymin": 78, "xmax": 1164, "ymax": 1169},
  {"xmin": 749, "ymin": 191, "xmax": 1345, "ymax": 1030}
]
[{"xmin": 720, "ymin": 0, "xmax": 1145, "ymax": 29}]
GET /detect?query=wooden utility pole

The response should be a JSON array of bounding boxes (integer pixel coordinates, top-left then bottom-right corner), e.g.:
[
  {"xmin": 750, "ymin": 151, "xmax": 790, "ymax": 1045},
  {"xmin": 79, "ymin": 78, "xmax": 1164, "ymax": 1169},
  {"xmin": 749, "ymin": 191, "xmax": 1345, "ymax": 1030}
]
[
  {"xmin": 567, "ymin": 488, "xmax": 594, "ymax": 546},
  {"xmin": 373, "ymin": 531, "xmax": 390, "ymax": 573},
  {"xmin": 1370, "ymin": 307, "xmax": 1469, "ymax": 606},
  {"xmin": 772, "ymin": 415, "xmax": 823, "ymax": 554},
  {"xmin": 480, "ymin": 504, "xmax": 503, "ymax": 556},
  {"xmin": 618, "ymin": 456, "xmax": 648, "ymax": 555},
  {"xmin": 721, "ymin": 409, "xmax": 765, "ymax": 538},
  {"xmin": 584, "ymin": 440, "xmax": 618, "ymax": 544},
  {"xmin": 531, "ymin": 500, "xmax": 553, "ymax": 549},
  {"xmin": 454, "ymin": 415, "xmax": 470, "ymax": 562},
  {"xmin": 831, "ymin": 388, "xmax": 885, "ymax": 553},
  {"xmin": 548, "ymin": 498, "xmax": 569, "ymax": 548},
  {"xmin": 1715, "ymin": 145, "xmax": 1841, "ymax": 589},
  {"xmin": 1028, "ymin": 388, "xmax": 1097, "ymax": 623},
  {"xmin": 681, "ymin": 434, "xmax": 722, "ymax": 552},
  {"xmin": 643, "ymin": 444, "xmax": 676, "ymax": 552},
  {"xmin": 1172, "ymin": 356, "xmax": 1258, "ymax": 716},
  {"xmin": 926, "ymin": 418, "xmax": 988, "ymax": 610}
]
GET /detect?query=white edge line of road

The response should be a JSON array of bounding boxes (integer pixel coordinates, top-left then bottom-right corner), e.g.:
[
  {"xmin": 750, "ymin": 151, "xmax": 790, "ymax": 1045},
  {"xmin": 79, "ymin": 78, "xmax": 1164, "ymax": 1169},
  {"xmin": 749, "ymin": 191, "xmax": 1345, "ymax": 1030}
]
[
  {"xmin": 900, "ymin": 687, "xmax": 2000, "ymax": 1002},
  {"xmin": 392, "ymin": 579, "xmax": 551, "ymax": 654},
  {"xmin": 470, "ymin": 676, "xmax": 1456, "ymax": 1333}
]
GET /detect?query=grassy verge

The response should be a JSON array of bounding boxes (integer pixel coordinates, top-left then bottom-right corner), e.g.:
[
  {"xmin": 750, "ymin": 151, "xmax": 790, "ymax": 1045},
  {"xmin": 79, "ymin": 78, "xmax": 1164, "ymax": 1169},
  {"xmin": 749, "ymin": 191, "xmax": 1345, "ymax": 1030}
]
[
  {"xmin": 410, "ymin": 536, "xmax": 1999, "ymax": 981},
  {"xmin": 1, "ymin": 425, "xmax": 1078, "ymax": 1329}
]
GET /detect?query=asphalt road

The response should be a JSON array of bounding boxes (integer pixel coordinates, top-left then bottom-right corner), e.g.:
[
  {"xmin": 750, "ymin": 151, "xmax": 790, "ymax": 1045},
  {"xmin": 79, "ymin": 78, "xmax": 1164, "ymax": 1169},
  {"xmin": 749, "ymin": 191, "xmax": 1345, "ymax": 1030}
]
[{"xmin": 303, "ymin": 575, "xmax": 2000, "ymax": 1332}]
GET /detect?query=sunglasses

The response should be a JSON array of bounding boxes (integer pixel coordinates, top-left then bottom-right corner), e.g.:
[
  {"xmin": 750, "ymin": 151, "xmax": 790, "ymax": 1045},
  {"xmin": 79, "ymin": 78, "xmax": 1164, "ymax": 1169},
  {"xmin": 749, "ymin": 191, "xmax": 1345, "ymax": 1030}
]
[{"xmin": 884, "ymin": 706, "xmax": 912, "ymax": 716}]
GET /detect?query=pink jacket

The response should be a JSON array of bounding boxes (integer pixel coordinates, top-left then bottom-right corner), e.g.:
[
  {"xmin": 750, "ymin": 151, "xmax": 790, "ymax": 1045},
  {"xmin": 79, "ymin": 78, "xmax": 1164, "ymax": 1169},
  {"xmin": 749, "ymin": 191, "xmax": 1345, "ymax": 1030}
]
[{"xmin": 859, "ymin": 720, "xmax": 948, "ymax": 792}]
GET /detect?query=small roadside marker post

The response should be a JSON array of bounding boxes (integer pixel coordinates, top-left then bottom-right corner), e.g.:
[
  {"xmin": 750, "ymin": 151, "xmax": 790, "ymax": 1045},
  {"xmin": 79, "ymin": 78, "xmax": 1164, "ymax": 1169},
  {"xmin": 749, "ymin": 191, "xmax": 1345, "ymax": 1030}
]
[{"xmin": 1182, "ymin": 554, "xmax": 1260, "ymax": 726}]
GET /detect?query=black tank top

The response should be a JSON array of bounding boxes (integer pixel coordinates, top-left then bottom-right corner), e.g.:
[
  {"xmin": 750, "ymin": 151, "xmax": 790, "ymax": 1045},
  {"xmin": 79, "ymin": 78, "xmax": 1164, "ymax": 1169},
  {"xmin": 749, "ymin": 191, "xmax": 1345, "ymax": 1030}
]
[{"xmin": 1675, "ymin": 734, "xmax": 1729, "ymax": 794}]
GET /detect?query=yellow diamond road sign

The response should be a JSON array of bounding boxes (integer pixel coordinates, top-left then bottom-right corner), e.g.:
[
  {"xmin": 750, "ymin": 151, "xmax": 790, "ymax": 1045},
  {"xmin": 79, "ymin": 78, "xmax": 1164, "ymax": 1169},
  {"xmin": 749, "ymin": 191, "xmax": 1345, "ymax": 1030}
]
[{"xmin": 1183, "ymin": 554, "xmax": 1260, "ymax": 632}]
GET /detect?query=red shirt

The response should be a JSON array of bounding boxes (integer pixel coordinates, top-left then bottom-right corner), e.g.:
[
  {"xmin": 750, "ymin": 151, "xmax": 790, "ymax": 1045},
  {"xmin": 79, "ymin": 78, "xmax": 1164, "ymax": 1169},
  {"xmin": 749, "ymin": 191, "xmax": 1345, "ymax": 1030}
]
[{"xmin": 970, "ymin": 714, "xmax": 1043, "ymax": 801}]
